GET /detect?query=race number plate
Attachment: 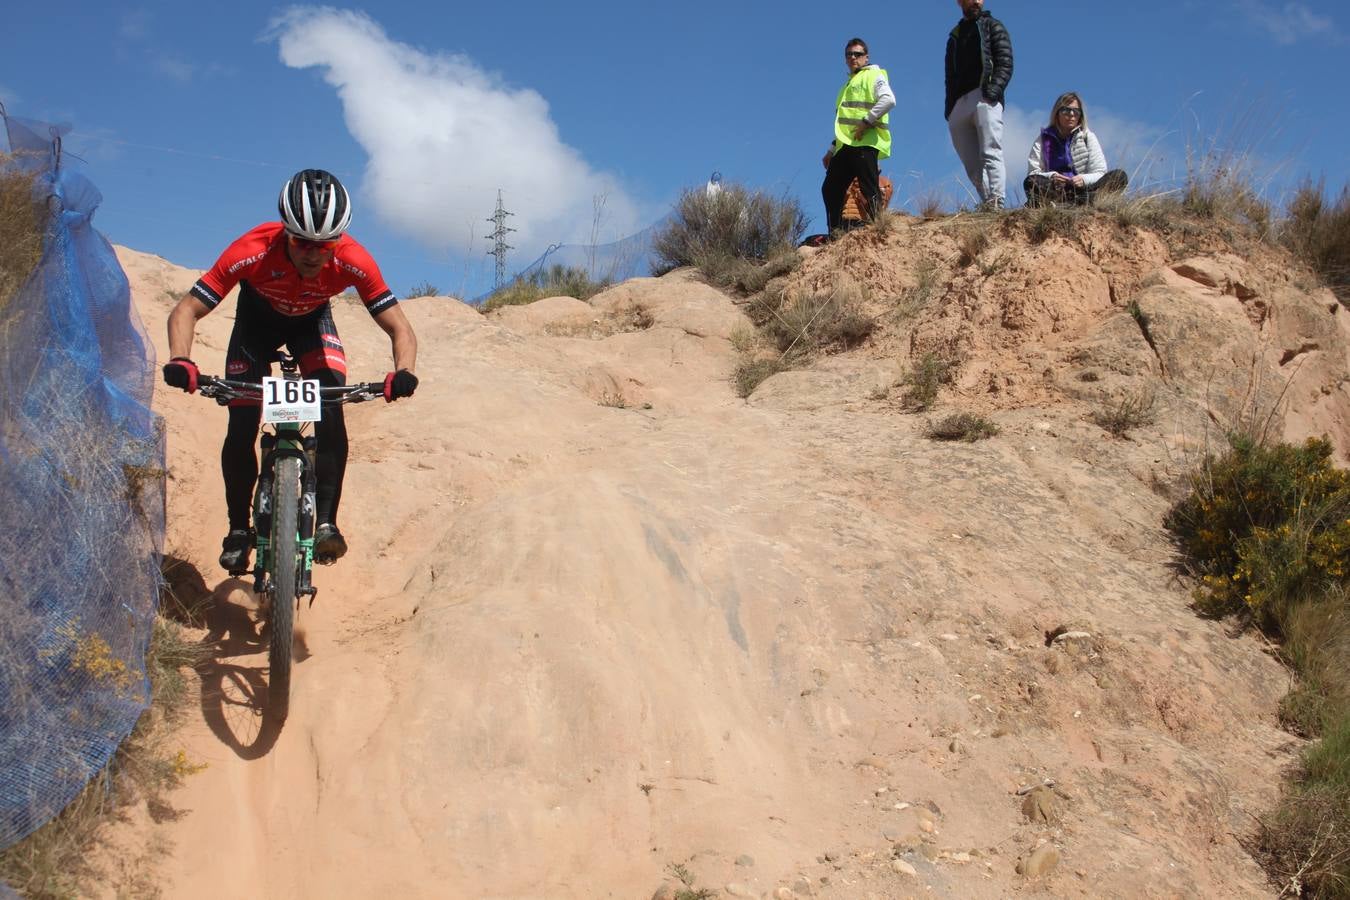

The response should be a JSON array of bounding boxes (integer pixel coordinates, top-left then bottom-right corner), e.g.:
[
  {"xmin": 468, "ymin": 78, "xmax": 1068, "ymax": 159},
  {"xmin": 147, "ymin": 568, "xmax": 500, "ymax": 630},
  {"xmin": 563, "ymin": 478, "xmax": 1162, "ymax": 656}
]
[{"xmin": 261, "ymin": 377, "xmax": 322, "ymax": 424}]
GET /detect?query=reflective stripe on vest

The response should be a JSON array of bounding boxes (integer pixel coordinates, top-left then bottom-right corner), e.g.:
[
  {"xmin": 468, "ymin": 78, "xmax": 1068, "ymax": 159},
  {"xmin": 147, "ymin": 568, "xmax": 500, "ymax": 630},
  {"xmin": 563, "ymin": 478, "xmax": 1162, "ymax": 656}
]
[{"xmin": 834, "ymin": 66, "xmax": 891, "ymax": 160}]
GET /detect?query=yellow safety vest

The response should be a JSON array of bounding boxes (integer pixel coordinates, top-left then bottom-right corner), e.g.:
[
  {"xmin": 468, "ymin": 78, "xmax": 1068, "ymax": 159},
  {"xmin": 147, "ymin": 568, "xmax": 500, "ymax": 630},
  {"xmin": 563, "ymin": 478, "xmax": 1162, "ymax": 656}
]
[{"xmin": 834, "ymin": 66, "xmax": 891, "ymax": 160}]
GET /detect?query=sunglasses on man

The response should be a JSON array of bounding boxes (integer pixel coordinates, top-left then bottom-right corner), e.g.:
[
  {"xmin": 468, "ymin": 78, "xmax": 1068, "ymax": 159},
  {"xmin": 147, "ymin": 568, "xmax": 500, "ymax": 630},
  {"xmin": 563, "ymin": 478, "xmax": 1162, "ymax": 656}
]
[{"xmin": 846, "ymin": 50, "xmax": 867, "ymax": 58}]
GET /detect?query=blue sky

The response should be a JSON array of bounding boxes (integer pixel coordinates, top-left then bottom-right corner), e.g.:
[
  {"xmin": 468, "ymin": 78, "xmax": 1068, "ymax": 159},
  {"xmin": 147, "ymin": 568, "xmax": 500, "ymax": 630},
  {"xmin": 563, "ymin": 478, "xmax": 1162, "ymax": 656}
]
[{"xmin": 3, "ymin": 2, "xmax": 1346, "ymax": 301}]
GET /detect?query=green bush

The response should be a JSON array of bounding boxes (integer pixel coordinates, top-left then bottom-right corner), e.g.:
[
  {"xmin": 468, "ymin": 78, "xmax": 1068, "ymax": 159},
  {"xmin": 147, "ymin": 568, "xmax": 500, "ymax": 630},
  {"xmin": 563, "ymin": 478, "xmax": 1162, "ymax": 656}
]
[
  {"xmin": 481, "ymin": 264, "xmax": 609, "ymax": 312},
  {"xmin": 652, "ymin": 183, "xmax": 807, "ymax": 276},
  {"xmin": 1163, "ymin": 435, "xmax": 1350, "ymax": 626}
]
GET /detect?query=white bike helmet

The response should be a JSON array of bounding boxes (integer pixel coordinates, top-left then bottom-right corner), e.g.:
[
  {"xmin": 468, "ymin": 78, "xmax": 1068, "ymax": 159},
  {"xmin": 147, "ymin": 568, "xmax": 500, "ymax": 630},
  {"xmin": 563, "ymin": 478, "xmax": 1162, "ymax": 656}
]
[{"xmin": 278, "ymin": 169, "xmax": 352, "ymax": 240}]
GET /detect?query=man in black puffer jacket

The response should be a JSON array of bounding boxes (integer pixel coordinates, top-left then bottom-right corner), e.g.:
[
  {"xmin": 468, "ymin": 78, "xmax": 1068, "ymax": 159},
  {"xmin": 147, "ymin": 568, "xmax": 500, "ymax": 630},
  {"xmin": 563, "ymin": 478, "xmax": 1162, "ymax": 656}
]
[{"xmin": 944, "ymin": 0, "xmax": 1014, "ymax": 209}]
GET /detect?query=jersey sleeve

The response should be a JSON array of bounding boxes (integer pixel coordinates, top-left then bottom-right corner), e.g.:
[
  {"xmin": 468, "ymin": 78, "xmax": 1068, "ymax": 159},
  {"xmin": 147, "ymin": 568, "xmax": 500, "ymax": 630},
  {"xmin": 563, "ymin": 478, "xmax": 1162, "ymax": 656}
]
[
  {"xmin": 190, "ymin": 224, "xmax": 273, "ymax": 311},
  {"xmin": 338, "ymin": 241, "xmax": 398, "ymax": 316}
]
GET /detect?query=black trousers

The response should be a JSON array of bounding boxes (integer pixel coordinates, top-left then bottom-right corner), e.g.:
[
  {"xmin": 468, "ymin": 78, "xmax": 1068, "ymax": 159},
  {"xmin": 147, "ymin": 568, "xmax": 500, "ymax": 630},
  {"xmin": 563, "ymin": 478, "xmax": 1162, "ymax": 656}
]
[
  {"xmin": 1024, "ymin": 169, "xmax": 1129, "ymax": 207},
  {"xmin": 822, "ymin": 144, "xmax": 881, "ymax": 233}
]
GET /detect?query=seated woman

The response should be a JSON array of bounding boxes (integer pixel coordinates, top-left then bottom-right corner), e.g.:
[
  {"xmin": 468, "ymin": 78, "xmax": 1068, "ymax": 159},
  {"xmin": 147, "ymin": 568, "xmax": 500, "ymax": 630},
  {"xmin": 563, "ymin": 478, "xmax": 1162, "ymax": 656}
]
[{"xmin": 1024, "ymin": 91, "xmax": 1128, "ymax": 207}]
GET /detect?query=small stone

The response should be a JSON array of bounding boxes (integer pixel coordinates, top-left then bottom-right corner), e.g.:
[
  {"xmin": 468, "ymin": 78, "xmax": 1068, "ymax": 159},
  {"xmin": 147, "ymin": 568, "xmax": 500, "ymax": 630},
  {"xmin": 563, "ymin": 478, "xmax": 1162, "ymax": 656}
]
[
  {"xmin": 1022, "ymin": 786, "xmax": 1060, "ymax": 824},
  {"xmin": 949, "ymin": 852, "xmax": 972, "ymax": 863},
  {"xmin": 919, "ymin": 819, "xmax": 935, "ymax": 834},
  {"xmin": 875, "ymin": 787, "xmax": 890, "ymax": 796},
  {"xmin": 1017, "ymin": 844, "xmax": 1061, "ymax": 878},
  {"xmin": 919, "ymin": 843, "xmax": 941, "ymax": 862},
  {"xmin": 939, "ymin": 633, "xmax": 959, "ymax": 641},
  {"xmin": 792, "ymin": 877, "xmax": 814, "ymax": 896},
  {"xmin": 735, "ymin": 854, "xmax": 755, "ymax": 867},
  {"xmin": 822, "ymin": 850, "xmax": 840, "ymax": 863},
  {"xmin": 724, "ymin": 883, "xmax": 756, "ymax": 898},
  {"xmin": 948, "ymin": 739, "xmax": 964, "ymax": 754},
  {"xmin": 893, "ymin": 801, "xmax": 910, "ymax": 811},
  {"xmin": 891, "ymin": 859, "xmax": 918, "ymax": 876},
  {"xmin": 772, "ymin": 889, "xmax": 795, "ymax": 900},
  {"xmin": 651, "ymin": 884, "xmax": 679, "ymax": 900}
]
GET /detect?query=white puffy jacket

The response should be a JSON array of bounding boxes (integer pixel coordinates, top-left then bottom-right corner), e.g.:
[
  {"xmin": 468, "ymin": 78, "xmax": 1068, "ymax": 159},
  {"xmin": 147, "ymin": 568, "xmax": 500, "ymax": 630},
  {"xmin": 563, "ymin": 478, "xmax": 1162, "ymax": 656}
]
[{"xmin": 1026, "ymin": 126, "xmax": 1109, "ymax": 187}]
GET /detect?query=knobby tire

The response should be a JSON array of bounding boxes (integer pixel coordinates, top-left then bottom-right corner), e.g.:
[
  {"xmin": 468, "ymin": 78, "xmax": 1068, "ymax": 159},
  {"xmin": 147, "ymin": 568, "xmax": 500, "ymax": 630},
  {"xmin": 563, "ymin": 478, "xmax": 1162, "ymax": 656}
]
[{"xmin": 268, "ymin": 456, "xmax": 301, "ymax": 721}]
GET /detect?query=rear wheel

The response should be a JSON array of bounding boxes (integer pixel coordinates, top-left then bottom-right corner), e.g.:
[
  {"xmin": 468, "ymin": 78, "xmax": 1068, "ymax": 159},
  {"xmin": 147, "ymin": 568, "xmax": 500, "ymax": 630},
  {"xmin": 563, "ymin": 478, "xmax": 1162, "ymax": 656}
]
[{"xmin": 268, "ymin": 456, "xmax": 301, "ymax": 721}]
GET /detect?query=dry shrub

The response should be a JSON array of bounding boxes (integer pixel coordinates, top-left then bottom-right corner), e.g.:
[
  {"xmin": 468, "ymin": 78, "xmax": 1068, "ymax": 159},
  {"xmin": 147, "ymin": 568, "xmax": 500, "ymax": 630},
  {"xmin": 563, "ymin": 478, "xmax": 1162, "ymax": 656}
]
[
  {"xmin": 481, "ymin": 264, "xmax": 609, "ymax": 311},
  {"xmin": 406, "ymin": 280, "xmax": 439, "ymax": 298},
  {"xmin": 895, "ymin": 258, "xmax": 942, "ymax": 320},
  {"xmin": 1092, "ymin": 388, "xmax": 1156, "ymax": 437},
  {"xmin": 1281, "ymin": 180, "xmax": 1350, "ymax": 306},
  {"xmin": 956, "ymin": 224, "xmax": 992, "ymax": 267},
  {"xmin": 732, "ymin": 357, "xmax": 792, "ymax": 398},
  {"xmin": 652, "ymin": 183, "xmax": 807, "ymax": 276},
  {"xmin": 0, "ymin": 154, "xmax": 45, "ymax": 316},
  {"xmin": 926, "ymin": 412, "xmax": 998, "ymax": 442},
  {"xmin": 1280, "ymin": 594, "xmax": 1350, "ymax": 738},
  {"xmin": 761, "ymin": 279, "xmax": 874, "ymax": 356},
  {"xmin": 900, "ymin": 352, "xmax": 953, "ymax": 411},
  {"xmin": 1024, "ymin": 204, "xmax": 1078, "ymax": 244}
]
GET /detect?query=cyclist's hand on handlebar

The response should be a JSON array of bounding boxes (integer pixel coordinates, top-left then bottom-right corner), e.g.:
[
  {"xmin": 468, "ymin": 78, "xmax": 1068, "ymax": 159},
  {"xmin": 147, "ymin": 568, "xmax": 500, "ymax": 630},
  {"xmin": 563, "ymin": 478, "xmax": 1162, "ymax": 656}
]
[
  {"xmin": 383, "ymin": 369, "xmax": 418, "ymax": 402},
  {"xmin": 162, "ymin": 357, "xmax": 199, "ymax": 393}
]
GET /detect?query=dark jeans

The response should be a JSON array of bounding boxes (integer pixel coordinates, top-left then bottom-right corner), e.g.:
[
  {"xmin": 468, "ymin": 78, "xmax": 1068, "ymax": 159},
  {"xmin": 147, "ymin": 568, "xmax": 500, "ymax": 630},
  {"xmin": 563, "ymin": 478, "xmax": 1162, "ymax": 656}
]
[
  {"xmin": 1024, "ymin": 169, "xmax": 1128, "ymax": 207},
  {"xmin": 822, "ymin": 144, "xmax": 881, "ymax": 232}
]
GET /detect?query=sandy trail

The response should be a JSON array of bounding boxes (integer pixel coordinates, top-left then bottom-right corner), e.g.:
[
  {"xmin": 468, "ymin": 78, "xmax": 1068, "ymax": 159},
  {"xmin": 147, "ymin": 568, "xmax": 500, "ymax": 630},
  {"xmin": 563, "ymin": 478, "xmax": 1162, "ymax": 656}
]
[{"xmin": 113, "ymin": 244, "xmax": 1341, "ymax": 899}]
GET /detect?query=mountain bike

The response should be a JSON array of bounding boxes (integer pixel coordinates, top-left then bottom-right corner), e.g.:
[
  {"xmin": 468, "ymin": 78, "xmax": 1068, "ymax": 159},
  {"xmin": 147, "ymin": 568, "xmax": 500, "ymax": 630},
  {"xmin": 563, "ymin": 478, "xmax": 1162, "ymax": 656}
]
[{"xmin": 197, "ymin": 354, "xmax": 384, "ymax": 720}]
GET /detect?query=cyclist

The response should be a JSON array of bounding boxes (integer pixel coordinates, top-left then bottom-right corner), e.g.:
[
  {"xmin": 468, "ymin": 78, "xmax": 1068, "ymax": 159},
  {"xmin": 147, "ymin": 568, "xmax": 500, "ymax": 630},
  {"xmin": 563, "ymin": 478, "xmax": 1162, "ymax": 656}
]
[{"xmin": 162, "ymin": 169, "xmax": 418, "ymax": 572}]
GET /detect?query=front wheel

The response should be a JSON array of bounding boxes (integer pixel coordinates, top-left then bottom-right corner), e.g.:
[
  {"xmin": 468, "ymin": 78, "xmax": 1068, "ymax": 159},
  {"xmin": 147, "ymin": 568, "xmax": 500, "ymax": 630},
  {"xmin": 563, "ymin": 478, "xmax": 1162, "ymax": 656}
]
[{"xmin": 268, "ymin": 455, "xmax": 301, "ymax": 721}]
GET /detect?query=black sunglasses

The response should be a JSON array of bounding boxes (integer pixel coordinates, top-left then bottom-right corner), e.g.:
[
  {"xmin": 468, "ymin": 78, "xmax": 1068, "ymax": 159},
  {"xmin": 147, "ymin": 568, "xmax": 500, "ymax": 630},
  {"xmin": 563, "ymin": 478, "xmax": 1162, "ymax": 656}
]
[
  {"xmin": 846, "ymin": 50, "xmax": 867, "ymax": 58},
  {"xmin": 1057, "ymin": 106, "xmax": 1082, "ymax": 116}
]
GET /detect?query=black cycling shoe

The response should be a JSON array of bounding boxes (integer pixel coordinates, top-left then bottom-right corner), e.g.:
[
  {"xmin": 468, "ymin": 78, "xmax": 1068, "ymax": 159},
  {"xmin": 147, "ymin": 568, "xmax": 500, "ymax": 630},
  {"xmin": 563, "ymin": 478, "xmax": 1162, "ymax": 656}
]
[
  {"xmin": 219, "ymin": 528, "xmax": 256, "ymax": 575},
  {"xmin": 314, "ymin": 523, "xmax": 347, "ymax": 565}
]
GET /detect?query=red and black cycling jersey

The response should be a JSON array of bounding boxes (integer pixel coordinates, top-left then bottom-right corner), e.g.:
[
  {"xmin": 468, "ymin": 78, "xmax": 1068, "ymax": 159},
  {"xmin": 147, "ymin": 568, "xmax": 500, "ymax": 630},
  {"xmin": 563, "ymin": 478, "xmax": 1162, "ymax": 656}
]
[{"xmin": 190, "ymin": 222, "xmax": 397, "ymax": 318}]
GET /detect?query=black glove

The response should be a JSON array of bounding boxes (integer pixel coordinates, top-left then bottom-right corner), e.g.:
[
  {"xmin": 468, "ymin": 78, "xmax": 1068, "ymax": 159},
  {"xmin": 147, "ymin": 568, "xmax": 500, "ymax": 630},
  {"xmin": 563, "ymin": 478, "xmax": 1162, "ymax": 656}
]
[
  {"xmin": 383, "ymin": 369, "xmax": 418, "ymax": 402},
  {"xmin": 162, "ymin": 357, "xmax": 199, "ymax": 393}
]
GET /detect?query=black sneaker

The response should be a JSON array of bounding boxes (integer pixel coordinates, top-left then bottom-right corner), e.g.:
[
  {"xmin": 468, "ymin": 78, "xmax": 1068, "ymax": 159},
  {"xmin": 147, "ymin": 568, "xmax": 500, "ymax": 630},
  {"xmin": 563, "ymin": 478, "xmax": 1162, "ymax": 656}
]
[
  {"xmin": 314, "ymin": 523, "xmax": 347, "ymax": 565},
  {"xmin": 219, "ymin": 528, "xmax": 255, "ymax": 575}
]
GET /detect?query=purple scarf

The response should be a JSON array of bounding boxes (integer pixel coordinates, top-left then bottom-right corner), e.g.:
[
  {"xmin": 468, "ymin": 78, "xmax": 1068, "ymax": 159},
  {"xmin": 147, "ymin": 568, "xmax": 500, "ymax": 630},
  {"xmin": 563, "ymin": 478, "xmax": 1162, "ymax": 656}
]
[{"xmin": 1039, "ymin": 126, "xmax": 1076, "ymax": 176}]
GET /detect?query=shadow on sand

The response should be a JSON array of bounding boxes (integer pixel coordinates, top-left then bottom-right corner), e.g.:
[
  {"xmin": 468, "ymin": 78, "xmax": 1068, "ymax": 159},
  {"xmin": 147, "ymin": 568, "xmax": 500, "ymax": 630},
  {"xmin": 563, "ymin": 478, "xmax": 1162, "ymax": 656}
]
[{"xmin": 164, "ymin": 554, "xmax": 293, "ymax": 757}]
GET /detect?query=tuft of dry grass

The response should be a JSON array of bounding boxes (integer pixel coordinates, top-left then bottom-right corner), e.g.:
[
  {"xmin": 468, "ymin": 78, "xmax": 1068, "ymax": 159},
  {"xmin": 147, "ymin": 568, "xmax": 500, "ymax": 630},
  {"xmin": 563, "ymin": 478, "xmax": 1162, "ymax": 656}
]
[
  {"xmin": 0, "ymin": 155, "xmax": 45, "ymax": 318},
  {"xmin": 481, "ymin": 264, "xmax": 610, "ymax": 311},
  {"xmin": 899, "ymin": 352, "xmax": 954, "ymax": 412},
  {"xmin": 1092, "ymin": 388, "xmax": 1156, "ymax": 437},
  {"xmin": 926, "ymin": 412, "xmax": 999, "ymax": 442},
  {"xmin": 0, "ymin": 615, "xmax": 206, "ymax": 898},
  {"xmin": 760, "ymin": 278, "xmax": 874, "ymax": 357},
  {"xmin": 732, "ymin": 356, "xmax": 793, "ymax": 398},
  {"xmin": 1281, "ymin": 180, "xmax": 1350, "ymax": 306},
  {"xmin": 956, "ymin": 224, "xmax": 992, "ymax": 268}
]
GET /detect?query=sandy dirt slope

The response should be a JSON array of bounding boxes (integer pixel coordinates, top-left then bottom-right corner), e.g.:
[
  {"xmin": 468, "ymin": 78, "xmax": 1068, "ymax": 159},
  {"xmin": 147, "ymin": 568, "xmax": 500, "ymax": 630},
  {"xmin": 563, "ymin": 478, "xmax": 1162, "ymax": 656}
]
[{"xmin": 112, "ymin": 233, "xmax": 1350, "ymax": 899}]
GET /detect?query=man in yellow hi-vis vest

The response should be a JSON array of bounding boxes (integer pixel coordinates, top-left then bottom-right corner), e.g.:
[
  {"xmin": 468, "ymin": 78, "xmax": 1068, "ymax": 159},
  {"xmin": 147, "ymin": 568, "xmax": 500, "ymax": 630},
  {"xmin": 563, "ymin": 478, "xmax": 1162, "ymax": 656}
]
[{"xmin": 821, "ymin": 37, "xmax": 895, "ymax": 235}]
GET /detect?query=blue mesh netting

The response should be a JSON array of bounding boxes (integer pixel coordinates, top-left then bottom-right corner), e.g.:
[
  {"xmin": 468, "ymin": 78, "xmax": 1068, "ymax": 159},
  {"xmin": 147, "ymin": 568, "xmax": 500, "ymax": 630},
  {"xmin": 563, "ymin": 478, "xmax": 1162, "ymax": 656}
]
[
  {"xmin": 0, "ymin": 112, "xmax": 165, "ymax": 855},
  {"xmin": 476, "ymin": 215, "xmax": 671, "ymax": 303}
]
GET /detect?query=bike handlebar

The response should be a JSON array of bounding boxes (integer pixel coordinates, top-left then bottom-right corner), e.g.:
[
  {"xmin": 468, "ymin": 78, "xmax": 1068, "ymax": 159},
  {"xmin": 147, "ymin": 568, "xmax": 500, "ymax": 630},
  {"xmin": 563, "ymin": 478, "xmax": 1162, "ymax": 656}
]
[{"xmin": 197, "ymin": 375, "xmax": 386, "ymax": 406}]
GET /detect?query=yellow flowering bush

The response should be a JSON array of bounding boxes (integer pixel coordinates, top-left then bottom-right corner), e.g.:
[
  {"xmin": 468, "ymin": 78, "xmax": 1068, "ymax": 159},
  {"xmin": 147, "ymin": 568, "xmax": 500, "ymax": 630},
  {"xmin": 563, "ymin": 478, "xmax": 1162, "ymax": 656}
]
[{"xmin": 1164, "ymin": 436, "xmax": 1350, "ymax": 628}]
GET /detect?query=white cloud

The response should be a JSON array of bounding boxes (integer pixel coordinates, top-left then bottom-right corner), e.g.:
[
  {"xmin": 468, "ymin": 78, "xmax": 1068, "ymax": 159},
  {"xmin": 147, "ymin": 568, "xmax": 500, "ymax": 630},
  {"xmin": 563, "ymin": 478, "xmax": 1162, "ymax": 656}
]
[
  {"xmin": 269, "ymin": 7, "xmax": 640, "ymax": 258},
  {"xmin": 1237, "ymin": 1, "xmax": 1343, "ymax": 44}
]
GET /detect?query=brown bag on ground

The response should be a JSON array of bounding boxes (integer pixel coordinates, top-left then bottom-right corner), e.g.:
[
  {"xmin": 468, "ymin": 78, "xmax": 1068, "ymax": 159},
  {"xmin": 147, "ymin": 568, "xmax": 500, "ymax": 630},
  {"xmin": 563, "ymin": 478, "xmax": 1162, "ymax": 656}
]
[{"xmin": 842, "ymin": 175, "xmax": 894, "ymax": 221}]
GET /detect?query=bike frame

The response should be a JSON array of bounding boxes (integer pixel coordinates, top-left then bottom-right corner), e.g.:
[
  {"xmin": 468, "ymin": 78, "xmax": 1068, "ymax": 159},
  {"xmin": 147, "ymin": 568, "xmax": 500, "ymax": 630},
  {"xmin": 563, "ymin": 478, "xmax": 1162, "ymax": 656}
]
[{"xmin": 252, "ymin": 409, "xmax": 318, "ymax": 601}]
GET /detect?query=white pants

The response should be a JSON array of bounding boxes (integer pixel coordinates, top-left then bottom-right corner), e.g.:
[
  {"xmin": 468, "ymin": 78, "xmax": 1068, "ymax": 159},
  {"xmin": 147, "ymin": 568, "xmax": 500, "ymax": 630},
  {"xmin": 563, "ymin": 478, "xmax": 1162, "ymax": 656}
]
[{"xmin": 947, "ymin": 87, "xmax": 1005, "ymax": 204}]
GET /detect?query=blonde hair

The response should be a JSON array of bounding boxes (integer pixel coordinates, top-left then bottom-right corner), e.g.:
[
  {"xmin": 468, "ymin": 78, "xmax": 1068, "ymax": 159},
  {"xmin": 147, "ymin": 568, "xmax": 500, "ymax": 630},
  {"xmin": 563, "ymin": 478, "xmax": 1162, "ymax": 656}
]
[{"xmin": 1048, "ymin": 91, "xmax": 1087, "ymax": 127}]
